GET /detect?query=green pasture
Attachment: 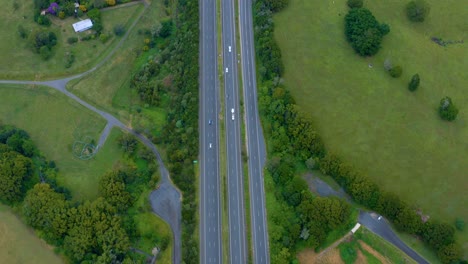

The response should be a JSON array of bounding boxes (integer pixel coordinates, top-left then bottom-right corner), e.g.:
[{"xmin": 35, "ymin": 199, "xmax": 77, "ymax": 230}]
[
  {"xmin": 0, "ymin": 204, "xmax": 64, "ymax": 264},
  {"xmin": 0, "ymin": 0, "xmax": 143, "ymax": 79},
  {"xmin": 274, "ymin": 0, "xmax": 467, "ymax": 250},
  {"xmin": 0, "ymin": 84, "xmax": 124, "ymax": 201}
]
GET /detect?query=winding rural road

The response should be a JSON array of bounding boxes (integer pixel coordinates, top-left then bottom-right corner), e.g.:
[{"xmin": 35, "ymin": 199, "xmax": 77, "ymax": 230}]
[{"xmin": 0, "ymin": 1, "xmax": 182, "ymax": 263}]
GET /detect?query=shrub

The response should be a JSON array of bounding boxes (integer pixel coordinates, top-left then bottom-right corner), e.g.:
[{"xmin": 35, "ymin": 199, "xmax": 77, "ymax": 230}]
[
  {"xmin": 67, "ymin": 37, "xmax": 78, "ymax": 44},
  {"xmin": 344, "ymin": 8, "xmax": 389, "ymax": 56},
  {"xmin": 58, "ymin": 11, "xmax": 65, "ymax": 19},
  {"xmin": 408, "ymin": 74, "xmax": 420, "ymax": 91},
  {"xmin": 106, "ymin": 0, "xmax": 116, "ymax": 6},
  {"xmin": 438, "ymin": 96, "xmax": 459, "ymax": 121},
  {"xmin": 455, "ymin": 218, "xmax": 465, "ymax": 231},
  {"xmin": 406, "ymin": 0, "xmax": 430, "ymax": 22},
  {"xmin": 99, "ymin": 33, "xmax": 110, "ymax": 43},
  {"xmin": 39, "ymin": 46, "xmax": 52, "ymax": 60},
  {"xmin": 64, "ymin": 51, "xmax": 75, "ymax": 68},
  {"xmin": 347, "ymin": 0, "xmax": 363, "ymax": 8},
  {"xmin": 36, "ymin": 15, "xmax": 51, "ymax": 26},
  {"xmin": 389, "ymin": 66, "xmax": 402, "ymax": 78},
  {"xmin": 159, "ymin": 20, "xmax": 173, "ymax": 38},
  {"xmin": 18, "ymin": 25, "xmax": 28, "ymax": 39},
  {"xmin": 81, "ymin": 35, "xmax": 93, "ymax": 41},
  {"xmin": 87, "ymin": 8, "xmax": 101, "ymax": 21},
  {"xmin": 113, "ymin": 24, "xmax": 126, "ymax": 36}
]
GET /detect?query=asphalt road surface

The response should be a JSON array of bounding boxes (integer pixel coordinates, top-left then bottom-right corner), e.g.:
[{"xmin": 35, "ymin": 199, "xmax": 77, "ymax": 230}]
[
  {"xmin": 359, "ymin": 211, "xmax": 429, "ymax": 264},
  {"xmin": 239, "ymin": 0, "xmax": 270, "ymax": 263},
  {"xmin": 199, "ymin": 0, "xmax": 223, "ymax": 263},
  {"xmin": 222, "ymin": 0, "xmax": 248, "ymax": 262}
]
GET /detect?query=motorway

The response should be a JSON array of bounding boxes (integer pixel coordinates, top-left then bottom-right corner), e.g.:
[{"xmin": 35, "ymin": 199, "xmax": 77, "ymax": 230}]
[
  {"xmin": 222, "ymin": 0, "xmax": 248, "ymax": 263},
  {"xmin": 199, "ymin": 0, "xmax": 222, "ymax": 263},
  {"xmin": 239, "ymin": 0, "xmax": 270, "ymax": 263}
]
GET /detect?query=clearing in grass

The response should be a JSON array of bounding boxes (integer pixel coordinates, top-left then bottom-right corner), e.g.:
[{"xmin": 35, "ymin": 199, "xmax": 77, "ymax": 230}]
[
  {"xmin": 274, "ymin": 0, "xmax": 468, "ymax": 250},
  {"xmin": 0, "ymin": 84, "xmax": 124, "ymax": 201}
]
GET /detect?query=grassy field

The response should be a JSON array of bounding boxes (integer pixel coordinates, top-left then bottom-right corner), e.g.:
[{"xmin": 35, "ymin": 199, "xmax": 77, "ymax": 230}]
[
  {"xmin": 0, "ymin": 0, "xmax": 143, "ymax": 79},
  {"xmin": 274, "ymin": 0, "xmax": 468, "ymax": 250},
  {"xmin": 0, "ymin": 204, "xmax": 64, "ymax": 264},
  {"xmin": 0, "ymin": 84, "xmax": 125, "ymax": 201}
]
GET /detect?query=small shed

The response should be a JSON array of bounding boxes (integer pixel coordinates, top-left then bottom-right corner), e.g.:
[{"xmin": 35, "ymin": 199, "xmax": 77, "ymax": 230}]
[{"xmin": 72, "ymin": 19, "xmax": 93, "ymax": 33}]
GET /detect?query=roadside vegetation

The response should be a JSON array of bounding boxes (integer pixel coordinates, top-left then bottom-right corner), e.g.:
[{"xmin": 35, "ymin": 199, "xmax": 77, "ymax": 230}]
[
  {"xmin": 255, "ymin": 0, "xmax": 465, "ymax": 263},
  {"xmin": 72, "ymin": 0, "xmax": 200, "ymax": 261}
]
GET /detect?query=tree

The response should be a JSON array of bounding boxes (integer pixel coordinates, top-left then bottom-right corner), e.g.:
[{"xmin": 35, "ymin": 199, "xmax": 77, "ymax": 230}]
[
  {"xmin": 40, "ymin": 46, "xmax": 52, "ymax": 60},
  {"xmin": 406, "ymin": 0, "xmax": 430, "ymax": 22},
  {"xmin": 264, "ymin": 0, "xmax": 290, "ymax": 12},
  {"xmin": 106, "ymin": 0, "xmax": 116, "ymax": 6},
  {"xmin": 98, "ymin": 170, "xmax": 133, "ymax": 212},
  {"xmin": 114, "ymin": 24, "xmax": 125, "ymax": 36},
  {"xmin": 422, "ymin": 221, "xmax": 455, "ymax": 250},
  {"xmin": 347, "ymin": 0, "xmax": 363, "ymax": 8},
  {"xmin": 159, "ymin": 20, "xmax": 173, "ymax": 38},
  {"xmin": 344, "ymin": 8, "xmax": 390, "ymax": 56},
  {"xmin": 389, "ymin": 65, "xmax": 402, "ymax": 78},
  {"xmin": 0, "ymin": 149, "xmax": 33, "ymax": 204},
  {"xmin": 394, "ymin": 207, "xmax": 422, "ymax": 234},
  {"xmin": 439, "ymin": 96, "xmax": 459, "ymax": 121},
  {"xmin": 22, "ymin": 183, "xmax": 69, "ymax": 242},
  {"xmin": 437, "ymin": 243, "xmax": 462, "ymax": 264},
  {"xmin": 408, "ymin": 74, "xmax": 420, "ymax": 91},
  {"xmin": 117, "ymin": 133, "xmax": 137, "ymax": 154}
]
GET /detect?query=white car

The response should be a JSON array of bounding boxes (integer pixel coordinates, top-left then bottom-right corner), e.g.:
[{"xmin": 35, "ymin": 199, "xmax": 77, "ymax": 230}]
[
  {"xmin": 231, "ymin": 108, "xmax": 235, "ymax": 120},
  {"xmin": 209, "ymin": 143, "xmax": 212, "ymax": 149},
  {"xmin": 228, "ymin": 46, "xmax": 232, "ymax": 52},
  {"xmin": 225, "ymin": 67, "xmax": 228, "ymax": 73},
  {"xmin": 378, "ymin": 216, "xmax": 382, "ymax": 221}
]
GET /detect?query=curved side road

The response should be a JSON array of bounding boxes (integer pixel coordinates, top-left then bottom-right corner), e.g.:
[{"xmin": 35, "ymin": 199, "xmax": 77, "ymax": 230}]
[{"xmin": 359, "ymin": 212, "xmax": 429, "ymax": 264}]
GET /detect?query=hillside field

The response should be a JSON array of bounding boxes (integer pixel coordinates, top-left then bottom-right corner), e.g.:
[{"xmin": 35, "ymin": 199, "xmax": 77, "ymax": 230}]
[{"xmin": 273, "ymin": 0, "xmax": 467, "ymax": 251}]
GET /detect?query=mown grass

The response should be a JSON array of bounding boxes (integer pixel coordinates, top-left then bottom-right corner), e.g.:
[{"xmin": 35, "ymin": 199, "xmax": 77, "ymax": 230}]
[
  {"xmin": 274, "ymin": 0, "xmax": 468, "ymax": 251},
  {"xmin": 0, "ymin": 84, "xmax": 125, "ymax": 201},
  {"xmin": 0, "ymin": 204, "xmax": 64, "ymax": 264},
  {"xmin": 0, "ymin": 0, "xmax": 143, "ymax": 79}
]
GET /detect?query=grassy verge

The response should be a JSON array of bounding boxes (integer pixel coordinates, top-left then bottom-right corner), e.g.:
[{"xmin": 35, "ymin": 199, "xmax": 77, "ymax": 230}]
[
  {"xmin": 273, "ymin": 0, "xmax": 468, "ymax": 249},
  {"xmin": 0, "ymin": 84, "xmax": 127, "ymax": 201},
  {"xmin": 0, "ymin": 204, "xmax": 64, "ymax": 264},
  {"xmin": 0, "ymin": 0, "xmax": 143, "ymax": 79},
  {"xmin": 355, "ymin": 227, "xmax": 418, "ymax": 264}
]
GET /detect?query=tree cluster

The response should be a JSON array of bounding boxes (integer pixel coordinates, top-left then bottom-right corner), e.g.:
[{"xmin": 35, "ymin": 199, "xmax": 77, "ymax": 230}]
[
  {"xmin": 253, "ymin": 1, "xmax": 284, "ymax": 81},
  {"xmin": 344, "ymin": 8, "xmax": 390, "ymax": 56},
  {"xmin": 28, "ymin": 29, "xmax": 57, "ymax": 60}
]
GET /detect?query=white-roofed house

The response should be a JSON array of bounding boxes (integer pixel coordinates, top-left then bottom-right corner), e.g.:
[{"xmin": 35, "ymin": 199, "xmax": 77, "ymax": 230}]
[{"xmin": 72, "ymin": 19, "xmax": 93, "ymax": 33}]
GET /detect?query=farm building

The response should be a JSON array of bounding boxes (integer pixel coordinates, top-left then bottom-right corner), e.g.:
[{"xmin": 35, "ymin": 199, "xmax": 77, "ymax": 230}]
[{"xmin": 72, "ymin": 19, "xmax": 93, "ymax": 33}]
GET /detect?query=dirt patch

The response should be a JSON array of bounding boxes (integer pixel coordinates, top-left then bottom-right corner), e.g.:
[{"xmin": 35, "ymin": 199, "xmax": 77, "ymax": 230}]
[
  {"xmin": 359, "ymin": 241, "xmax": 391, "ymax": 264},
  {"xmin": 355, "ymin": 248, "xmax": 367, "ymax": 263},
  {"xmin": 298, "ymin": 248, "xmax": 344, "ymax": 264}
]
